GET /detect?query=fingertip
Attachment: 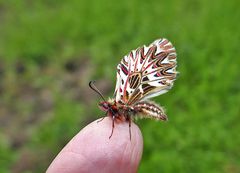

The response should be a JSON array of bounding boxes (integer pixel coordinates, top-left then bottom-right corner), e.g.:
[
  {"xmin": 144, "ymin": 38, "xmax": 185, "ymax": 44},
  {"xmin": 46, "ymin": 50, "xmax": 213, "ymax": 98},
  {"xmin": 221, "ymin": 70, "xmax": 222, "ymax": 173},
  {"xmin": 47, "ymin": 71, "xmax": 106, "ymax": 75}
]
[
  {"xmin": 47, "ymin": 117, "xmax": 143, "ymax": 173},
  {"xmin": 76, "ymin": 117, "xmax": 143, "ymax": 172}
]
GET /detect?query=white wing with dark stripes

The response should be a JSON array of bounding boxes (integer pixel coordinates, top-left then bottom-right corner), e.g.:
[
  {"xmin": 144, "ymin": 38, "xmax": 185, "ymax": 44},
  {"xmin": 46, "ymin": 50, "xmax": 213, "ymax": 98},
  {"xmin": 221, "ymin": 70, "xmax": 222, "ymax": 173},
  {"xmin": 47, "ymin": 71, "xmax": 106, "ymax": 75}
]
[{"xmin": 114, "ymin": 38, "xmax": 177, "ymax": 105}]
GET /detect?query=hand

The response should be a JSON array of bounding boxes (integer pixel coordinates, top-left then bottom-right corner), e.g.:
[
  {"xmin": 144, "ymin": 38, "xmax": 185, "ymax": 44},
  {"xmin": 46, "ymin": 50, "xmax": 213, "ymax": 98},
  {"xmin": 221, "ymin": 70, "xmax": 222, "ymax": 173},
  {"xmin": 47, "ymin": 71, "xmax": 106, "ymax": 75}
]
[{"xmin": 47, "ymin": 117, "xmax": 143, "ymax": 173}]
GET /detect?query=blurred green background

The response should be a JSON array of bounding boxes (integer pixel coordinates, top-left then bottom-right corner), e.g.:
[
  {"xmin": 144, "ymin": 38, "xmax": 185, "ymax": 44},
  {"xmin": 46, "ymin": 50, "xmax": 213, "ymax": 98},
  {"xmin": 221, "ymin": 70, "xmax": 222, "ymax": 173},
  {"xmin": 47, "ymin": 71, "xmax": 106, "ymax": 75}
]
[{"xmin": 0, "ymin": 0, "xmax": 240, "ymax": 172}]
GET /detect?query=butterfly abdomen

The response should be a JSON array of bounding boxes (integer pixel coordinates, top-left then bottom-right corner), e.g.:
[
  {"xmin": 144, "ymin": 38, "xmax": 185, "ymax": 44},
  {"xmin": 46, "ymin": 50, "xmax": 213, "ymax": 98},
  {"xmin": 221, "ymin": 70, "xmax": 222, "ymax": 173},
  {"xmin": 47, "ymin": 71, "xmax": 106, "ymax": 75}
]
[{"xmin": 133, "ymin": 101, "xmax": 167, "ymax": 121}]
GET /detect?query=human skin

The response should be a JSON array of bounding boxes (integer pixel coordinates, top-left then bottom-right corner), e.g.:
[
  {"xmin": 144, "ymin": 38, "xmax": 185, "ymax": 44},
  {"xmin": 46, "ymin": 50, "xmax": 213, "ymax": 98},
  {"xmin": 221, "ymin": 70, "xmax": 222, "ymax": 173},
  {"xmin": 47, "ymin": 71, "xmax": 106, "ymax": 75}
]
[{"xmin": 46, "ymin": 117, "xmax": 143, "ymax": 173}]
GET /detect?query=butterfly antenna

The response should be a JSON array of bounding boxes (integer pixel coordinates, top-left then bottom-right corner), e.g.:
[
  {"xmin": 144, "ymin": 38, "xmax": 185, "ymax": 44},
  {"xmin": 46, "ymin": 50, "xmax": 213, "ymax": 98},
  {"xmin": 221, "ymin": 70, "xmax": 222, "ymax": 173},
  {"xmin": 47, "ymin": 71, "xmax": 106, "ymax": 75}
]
[{"xmin": 89, "ymin": 81, "xmax": 107, "ymax": 102}]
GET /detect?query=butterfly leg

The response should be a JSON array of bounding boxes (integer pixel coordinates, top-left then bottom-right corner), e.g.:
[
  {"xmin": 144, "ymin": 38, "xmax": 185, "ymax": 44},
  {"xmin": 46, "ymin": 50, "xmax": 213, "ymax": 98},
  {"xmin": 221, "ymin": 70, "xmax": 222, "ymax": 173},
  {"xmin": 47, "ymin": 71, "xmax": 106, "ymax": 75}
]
[
  {"xmin": 97, "ymin": 117, "xmax": 105, "ymax": 123},
  {"xmin": 128, "ymin": 118, "xmax": 132, "ymax": 140},
  {"xmin": 124, "ymin": 114, "xmax": 132, "ymax": 140},
  {"xmin": 109, "ymin": 115, "xmax": 115, "ymax": 139},
  {"xmin": 97, "ymin": 111, "xmax": 109, "ymax": 123}
]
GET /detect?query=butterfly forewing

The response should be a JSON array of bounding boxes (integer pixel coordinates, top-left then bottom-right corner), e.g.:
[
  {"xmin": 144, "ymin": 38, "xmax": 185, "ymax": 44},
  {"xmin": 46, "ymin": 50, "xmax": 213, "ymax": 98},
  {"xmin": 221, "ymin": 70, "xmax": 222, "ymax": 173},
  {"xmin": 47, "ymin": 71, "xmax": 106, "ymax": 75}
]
[{"xmin": 114, "ymin": 38, "xmax": 177, "ymax": 105}]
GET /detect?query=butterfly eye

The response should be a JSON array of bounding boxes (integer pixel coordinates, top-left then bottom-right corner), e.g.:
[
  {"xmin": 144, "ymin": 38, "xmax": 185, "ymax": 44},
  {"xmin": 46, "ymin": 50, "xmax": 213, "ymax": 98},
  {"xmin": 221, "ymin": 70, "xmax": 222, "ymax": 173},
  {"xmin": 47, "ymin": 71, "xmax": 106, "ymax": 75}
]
[
  {"xmin": 99, "ymin": 102, "xmax": 109, "ymax": 111},
  {"xmin": 103, "ymin": 103, "xmax": 109, "ymax": 109}
]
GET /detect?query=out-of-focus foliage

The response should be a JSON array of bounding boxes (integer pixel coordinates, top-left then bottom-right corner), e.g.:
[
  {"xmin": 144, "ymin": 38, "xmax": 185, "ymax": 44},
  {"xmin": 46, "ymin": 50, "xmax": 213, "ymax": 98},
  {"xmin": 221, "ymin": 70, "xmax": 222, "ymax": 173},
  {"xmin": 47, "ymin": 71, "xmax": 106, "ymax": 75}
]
[{"xmin": 0, "ymin": 0, "xmax": 239, "ymax": 172}]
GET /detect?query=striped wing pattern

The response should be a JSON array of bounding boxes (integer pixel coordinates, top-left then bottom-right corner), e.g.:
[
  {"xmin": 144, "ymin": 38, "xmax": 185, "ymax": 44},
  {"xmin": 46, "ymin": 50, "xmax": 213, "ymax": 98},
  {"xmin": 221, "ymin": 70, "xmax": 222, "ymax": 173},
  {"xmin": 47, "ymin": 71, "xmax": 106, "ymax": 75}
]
[{"xmin": 114, "ymin": 38, "xmax": 177, "ymax": 105}]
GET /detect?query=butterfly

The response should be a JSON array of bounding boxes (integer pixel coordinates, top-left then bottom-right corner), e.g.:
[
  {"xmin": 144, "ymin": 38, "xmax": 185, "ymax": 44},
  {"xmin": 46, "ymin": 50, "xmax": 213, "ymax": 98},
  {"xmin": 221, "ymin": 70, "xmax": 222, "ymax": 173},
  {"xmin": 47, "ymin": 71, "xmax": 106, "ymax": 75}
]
[{"xmin": 89, "ymin": 38, "xmax": 177, "ymax": 139}]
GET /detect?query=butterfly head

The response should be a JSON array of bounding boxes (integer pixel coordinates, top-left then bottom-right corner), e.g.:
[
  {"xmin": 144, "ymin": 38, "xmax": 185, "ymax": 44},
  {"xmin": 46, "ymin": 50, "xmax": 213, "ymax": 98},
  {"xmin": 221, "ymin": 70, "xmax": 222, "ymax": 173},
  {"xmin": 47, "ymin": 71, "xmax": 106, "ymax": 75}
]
[{"xmin": 99, "ymin": 101, "xmax": 111, "ymax": 111}]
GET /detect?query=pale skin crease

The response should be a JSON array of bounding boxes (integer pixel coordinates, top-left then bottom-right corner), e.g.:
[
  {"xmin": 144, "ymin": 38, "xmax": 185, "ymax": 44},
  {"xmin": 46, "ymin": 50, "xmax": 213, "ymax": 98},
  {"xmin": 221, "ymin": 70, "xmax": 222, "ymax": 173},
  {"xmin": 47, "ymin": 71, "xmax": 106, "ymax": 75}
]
[{"xmin": 46, "ymin": 117, "xmax": 143, "ymax": 173}]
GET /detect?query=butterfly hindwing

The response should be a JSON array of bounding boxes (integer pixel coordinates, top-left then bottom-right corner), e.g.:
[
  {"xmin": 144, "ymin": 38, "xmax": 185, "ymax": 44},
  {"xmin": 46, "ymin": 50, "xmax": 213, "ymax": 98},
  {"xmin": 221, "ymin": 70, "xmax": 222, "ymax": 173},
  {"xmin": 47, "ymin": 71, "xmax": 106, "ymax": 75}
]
[{"xmin": 114, "ymin": 38, "xmax": 177, "ymax": 105}]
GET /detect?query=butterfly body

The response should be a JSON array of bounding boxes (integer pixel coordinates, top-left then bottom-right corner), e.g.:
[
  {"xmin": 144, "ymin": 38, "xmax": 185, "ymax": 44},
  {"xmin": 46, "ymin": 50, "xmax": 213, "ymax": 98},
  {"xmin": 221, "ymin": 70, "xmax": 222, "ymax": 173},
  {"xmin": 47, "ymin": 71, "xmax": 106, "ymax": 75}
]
[
  {"xmin": 99, "ymin": 99, "xmax": 136, "ymax": 122},
  {"xmin": 90, "ymin": 38, "xmax": 177, "ymax": 139},
  {"xmin": 98, "ymin": 99, "xmax": 167, "ymax": 139},
  {"xmin": 99, "ymin": 99, "xmax": 167, "ymax": 121}
]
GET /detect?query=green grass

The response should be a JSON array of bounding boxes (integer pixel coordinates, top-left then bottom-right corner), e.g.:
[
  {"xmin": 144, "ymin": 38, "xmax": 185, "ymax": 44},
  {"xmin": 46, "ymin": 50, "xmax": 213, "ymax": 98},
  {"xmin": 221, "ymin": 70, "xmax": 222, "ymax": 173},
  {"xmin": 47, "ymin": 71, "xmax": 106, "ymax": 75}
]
[{"xmin": 0, "ymin": 0, "xmax": 240, "ymax": 172}]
